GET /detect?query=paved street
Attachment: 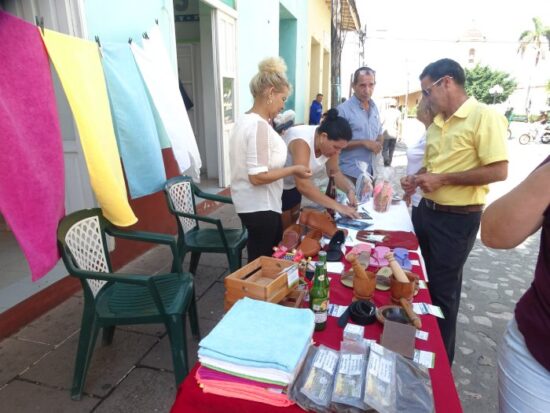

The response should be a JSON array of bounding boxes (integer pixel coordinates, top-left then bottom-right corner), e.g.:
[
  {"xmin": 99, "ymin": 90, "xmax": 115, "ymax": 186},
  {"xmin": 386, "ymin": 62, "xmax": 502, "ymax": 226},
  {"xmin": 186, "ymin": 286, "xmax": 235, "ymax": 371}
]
[{"xmin": 0, "ymin": 129, "xmax": 547, "ymax": 412}]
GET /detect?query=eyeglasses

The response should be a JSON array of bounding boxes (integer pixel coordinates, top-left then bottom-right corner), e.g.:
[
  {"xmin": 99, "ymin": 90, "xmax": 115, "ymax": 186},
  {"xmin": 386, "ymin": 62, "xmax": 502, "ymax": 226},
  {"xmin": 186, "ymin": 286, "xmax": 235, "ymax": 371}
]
[{"xmin": 422, "ymin": 76, "xmax": 447, "ymax": 97}]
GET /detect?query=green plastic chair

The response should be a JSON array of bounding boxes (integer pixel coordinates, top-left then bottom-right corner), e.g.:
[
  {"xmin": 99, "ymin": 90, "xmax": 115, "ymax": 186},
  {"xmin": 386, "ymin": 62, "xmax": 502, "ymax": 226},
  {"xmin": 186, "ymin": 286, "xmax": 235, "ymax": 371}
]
[
  {"xmin": 164, "ymin": 176, "xmax": 248, "ymax": 274},
  {"xmin": 57, "ymin": 208, "xmax": 200, "ymax": 400}
]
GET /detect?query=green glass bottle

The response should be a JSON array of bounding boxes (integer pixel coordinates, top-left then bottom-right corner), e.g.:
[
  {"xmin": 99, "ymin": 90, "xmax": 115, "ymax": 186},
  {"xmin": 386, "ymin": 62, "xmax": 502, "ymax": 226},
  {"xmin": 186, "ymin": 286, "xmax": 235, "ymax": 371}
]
[
  {"xmin": 317, "ymin": 251, "xmax": 330, "ymax": 300},
  {"xmin": 310, "ymin": 262, "xmax": 329, "ymax": 331}
]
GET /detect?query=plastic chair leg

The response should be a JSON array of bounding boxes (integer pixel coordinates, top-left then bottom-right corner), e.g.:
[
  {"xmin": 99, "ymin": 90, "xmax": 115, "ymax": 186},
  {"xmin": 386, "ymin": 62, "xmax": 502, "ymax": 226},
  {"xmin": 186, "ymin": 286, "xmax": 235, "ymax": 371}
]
[
  {"xmin": 228, "ymin": 251, "xmax": 241, "ymax": 273},
  {"xmin": 71, "ymin": 312, "xmax": 100, "ymax": 400},
  {"xmin": 102, "ymin": 326, "xmax": 115, "ymax": 346},
  {"xmin": 167, "ymin": 315, "xmax": 189, "ymax": 385},
  {"xmin": 188, "ymin": 289, "xmax": 200, "ymax": 340},
  {"xmin": 189, "ymin": 252, "xmax": 201, "ymax": 275}
]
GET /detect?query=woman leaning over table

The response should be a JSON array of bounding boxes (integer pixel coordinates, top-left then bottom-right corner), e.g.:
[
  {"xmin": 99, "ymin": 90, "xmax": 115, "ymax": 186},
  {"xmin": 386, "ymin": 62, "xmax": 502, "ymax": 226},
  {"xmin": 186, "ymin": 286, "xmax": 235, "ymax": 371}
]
[
  {"xmin": 481, "ymin": 155, "xmax": 550, "ymax": 412},
  {"xmin": 229, "ymin": 57, "xmax": 311, "ymax": 262},
  {"xmin": 281, "ymin": 108, "xmax": 360, "ymax": 228}
]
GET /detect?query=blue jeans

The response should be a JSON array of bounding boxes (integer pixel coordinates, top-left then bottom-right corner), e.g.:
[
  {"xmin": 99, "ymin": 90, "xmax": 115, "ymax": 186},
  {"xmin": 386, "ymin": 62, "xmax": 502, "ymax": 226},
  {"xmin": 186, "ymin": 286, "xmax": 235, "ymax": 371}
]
[{"xmin": 498, "ymin": 318, "xmax": 550, "ymax": 412}]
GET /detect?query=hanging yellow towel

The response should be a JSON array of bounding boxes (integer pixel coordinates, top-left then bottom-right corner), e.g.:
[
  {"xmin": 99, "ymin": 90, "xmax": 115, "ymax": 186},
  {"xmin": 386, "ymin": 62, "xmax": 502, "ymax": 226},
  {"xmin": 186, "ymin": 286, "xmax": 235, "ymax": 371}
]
[{"xmin": 42, "ymin": 29, "xmax": 137, "ymax": 226}]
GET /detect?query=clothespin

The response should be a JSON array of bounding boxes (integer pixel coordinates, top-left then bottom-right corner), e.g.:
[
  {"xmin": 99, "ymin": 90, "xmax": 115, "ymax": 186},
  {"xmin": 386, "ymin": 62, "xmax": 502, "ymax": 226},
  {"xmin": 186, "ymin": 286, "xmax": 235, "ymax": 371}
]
[
  {"xmin": 142, "ymin": 32, "xmax": 149, "ymax": 40},
  {"xmin": 94, "ymin": 35, "xmax": 102, "ymax": 57},
  {"xmin": 35, "ymin": 16, "xmax": 44, "ymax": 35},
  {"xmin": 128, "ymin": 37, "xmax": 133, "ymax": 44},
  {"xmin": 155, "ymin": 18, "xmax": 159, "ymax": 25}
]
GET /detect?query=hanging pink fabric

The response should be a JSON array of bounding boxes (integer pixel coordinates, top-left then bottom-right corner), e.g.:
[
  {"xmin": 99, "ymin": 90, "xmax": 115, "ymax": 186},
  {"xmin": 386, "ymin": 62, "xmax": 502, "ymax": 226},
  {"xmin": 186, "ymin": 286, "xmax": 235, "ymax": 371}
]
[{"xmin": 0, "ymin": 11, "xmax": 65, "ymax": 281}]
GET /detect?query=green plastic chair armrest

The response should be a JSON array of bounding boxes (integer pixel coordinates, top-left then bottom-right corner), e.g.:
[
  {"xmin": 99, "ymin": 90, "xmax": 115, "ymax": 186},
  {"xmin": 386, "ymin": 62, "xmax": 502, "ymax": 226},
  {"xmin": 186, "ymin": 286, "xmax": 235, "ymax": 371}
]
[
  {"xmin": 174, "ymin": 211, "xmax": 229, "ymax": 249},
  {"xmin": 105, "ymin": 227, "xmax": 182, "ymax": 273},
  {"xmin": 69, "ymin": 269, "xmax": 152, "ymax": 286},
  {"xmin": 106, "ymin": 227, "xmax": 177, "ymax": 246},
  {"xmin": 192, "ymin": 183, "xmax": 233, "ymax": 204}
]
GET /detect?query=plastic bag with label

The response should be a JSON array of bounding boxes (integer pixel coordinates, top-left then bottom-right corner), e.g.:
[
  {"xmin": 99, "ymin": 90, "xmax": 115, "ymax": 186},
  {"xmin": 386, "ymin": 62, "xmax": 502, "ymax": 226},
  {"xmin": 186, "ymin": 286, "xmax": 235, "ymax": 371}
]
[
  {"xmin": 373, "ymin": 167, "xmax": 394, "ymax": 213},
  {"xmin": 354, "ymin": 160, "xmax": 373, "ymax": 203}
]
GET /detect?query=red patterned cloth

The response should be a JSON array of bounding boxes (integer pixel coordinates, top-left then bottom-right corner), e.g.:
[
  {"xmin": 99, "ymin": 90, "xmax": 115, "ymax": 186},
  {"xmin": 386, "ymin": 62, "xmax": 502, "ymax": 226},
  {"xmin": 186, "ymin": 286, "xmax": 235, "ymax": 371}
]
[{"xmin": 171, "ymin": 251, "xmax": 462, "ymax": 413}]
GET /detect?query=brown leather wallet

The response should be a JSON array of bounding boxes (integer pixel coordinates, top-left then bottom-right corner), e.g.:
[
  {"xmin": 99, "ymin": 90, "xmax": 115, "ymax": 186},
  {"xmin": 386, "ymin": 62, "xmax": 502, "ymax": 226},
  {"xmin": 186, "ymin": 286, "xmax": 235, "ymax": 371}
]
[{"xmin": 423, "ymin": 199, "xmax": 483, "ymax": 214}]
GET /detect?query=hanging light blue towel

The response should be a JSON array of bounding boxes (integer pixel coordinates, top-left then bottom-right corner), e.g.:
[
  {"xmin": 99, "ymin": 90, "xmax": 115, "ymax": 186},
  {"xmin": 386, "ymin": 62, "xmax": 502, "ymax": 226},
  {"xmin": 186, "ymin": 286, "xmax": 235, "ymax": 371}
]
[
  {"xmin": 101, "ymin": 42, "xmax": 166, "ymax": 199},
  {"xmin": 198, "ymin": 297, "xmax": 315, "ymax": 373}
]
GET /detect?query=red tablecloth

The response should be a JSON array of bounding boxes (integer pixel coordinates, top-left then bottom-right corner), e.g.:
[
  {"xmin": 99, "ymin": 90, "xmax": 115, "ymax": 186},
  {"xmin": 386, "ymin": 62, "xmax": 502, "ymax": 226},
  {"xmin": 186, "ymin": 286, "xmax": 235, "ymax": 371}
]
[{"xmin": 171, "ymin": 251, "xmax": 462, "ymax": 413}]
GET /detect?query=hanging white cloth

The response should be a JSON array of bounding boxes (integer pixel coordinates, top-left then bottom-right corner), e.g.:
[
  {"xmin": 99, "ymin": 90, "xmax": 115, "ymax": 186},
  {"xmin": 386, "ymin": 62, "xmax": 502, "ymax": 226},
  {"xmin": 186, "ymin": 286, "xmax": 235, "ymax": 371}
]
[{"xmin": 130, "ymin": 25, "xmax": 202, "ymax": 180}]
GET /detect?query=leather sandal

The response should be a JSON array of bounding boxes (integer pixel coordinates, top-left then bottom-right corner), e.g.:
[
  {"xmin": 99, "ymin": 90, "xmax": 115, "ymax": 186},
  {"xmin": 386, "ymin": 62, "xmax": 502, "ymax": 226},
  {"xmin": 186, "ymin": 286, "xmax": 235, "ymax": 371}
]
[
  {"xmin": 277, "ymin": 223, "xmax": 303, "ymax": 251},
  {"xmin": 297, "ymin": 228, "xmax": 322, "ymax": 258},
  {"xmin": 326, "ymin": 230, "xmax": 346, "ymax": 262},
  {"xmin": 299, "ymin": 208, "xmax": 338, "ymax": 238}
]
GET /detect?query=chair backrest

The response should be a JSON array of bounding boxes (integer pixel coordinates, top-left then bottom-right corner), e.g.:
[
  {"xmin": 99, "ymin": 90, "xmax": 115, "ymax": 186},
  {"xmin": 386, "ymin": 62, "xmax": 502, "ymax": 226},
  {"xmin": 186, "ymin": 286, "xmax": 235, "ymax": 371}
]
[
  {"xmin": 165, "ymin": 177, "xmax": 197, "ymax": 234},
  {"xmin": 57, "ymin": 209, "xmax": 112, "ymax": 297}
]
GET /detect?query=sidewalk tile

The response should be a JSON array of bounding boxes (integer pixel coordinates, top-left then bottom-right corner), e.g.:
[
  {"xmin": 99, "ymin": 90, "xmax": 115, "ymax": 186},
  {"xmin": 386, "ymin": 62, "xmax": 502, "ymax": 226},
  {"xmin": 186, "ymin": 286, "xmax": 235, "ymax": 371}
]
[
  {"xmin": 0, "ymin": 338, "xmax": 52, "ymax": 386},
  {"xmin": 93, "ymin": 367, "xmax": 175, "ymax": 413},
  {"xmin": 0, "ymin": 379, "xmax": 99, "ymax": 411},
  {"xmin": 21, "ymin": 329, "xmax": 158, "ymax": 398},
  {"xmin": 15, "ymin": 296, "xmax": 83, "ymax": 346}
]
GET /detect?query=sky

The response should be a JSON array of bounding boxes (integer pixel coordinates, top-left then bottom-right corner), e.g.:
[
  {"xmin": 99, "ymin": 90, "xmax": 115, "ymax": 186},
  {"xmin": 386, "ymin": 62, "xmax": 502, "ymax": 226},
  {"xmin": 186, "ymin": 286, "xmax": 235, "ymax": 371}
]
[{"xmin": 348, "ymin": 0, "xmax": 550, "ymax": 96}]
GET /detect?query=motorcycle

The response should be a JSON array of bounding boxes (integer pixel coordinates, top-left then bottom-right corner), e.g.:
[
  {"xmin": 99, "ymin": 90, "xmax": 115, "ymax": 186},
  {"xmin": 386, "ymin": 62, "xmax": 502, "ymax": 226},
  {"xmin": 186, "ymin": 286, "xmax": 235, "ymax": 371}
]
[{"xmin": 518, "ymin": 123, "xmax": 550, "ymax": 145}]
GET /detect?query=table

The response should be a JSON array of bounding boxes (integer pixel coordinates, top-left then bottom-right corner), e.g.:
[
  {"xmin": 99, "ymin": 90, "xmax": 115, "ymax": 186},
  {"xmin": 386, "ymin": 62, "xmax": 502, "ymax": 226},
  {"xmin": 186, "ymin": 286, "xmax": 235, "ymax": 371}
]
[{"xmin": 170, "ymin": 203, "xmax": 463, "ymax": 413}]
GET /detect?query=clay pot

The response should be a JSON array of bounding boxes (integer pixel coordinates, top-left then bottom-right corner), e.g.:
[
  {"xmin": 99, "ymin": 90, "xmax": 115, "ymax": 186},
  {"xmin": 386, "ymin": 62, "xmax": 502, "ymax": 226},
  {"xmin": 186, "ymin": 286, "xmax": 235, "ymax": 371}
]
[
  {"xmin": 390, "ymin": 271, "xmax": 418, "ymax": 304},
  {"xmin": 353, "ymin": 270, "xmax": 376, "ymax": 301}
]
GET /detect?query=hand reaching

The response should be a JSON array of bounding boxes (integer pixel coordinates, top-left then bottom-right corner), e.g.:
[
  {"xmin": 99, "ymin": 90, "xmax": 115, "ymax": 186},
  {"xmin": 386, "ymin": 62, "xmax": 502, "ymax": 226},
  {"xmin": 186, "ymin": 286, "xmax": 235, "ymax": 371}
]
[{"xmin": 337, "ymin": 204, "xmax": 361, "ymax": 219}]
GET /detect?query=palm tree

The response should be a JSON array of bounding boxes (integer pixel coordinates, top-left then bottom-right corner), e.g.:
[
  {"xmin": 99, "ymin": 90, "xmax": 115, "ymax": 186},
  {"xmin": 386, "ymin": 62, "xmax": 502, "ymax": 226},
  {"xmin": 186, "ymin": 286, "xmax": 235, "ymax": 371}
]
[
  {"xmin": 518, "ymin": 17, "xmax": 550, "ymax": 64},
  {"xmin": 518, "ymin": 17, "xmax": 550, "ymax": 115}
]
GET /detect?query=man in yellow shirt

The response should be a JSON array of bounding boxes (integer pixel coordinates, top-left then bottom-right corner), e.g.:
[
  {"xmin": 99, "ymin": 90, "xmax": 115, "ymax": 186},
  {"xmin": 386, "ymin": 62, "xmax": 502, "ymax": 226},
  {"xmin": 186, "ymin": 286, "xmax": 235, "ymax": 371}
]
[{"xmin": 402, "ymin": 58, "xmax": 508, "ymax": 364}]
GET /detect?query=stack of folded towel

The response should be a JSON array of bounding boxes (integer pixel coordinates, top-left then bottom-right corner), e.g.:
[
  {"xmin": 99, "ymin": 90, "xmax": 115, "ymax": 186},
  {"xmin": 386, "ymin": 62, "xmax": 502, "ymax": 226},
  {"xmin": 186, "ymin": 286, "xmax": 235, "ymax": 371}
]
[{"xmin": 196, "ymin": 297, "xmax": 315, "ymax": 407}]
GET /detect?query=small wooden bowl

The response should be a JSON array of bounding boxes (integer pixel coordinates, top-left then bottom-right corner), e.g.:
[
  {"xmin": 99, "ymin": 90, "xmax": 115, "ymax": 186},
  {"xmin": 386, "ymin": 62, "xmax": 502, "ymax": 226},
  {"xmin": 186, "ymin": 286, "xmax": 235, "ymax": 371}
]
[{"xmin": 376, "ymin": 305, "xmax": 413, "ymax": 326}]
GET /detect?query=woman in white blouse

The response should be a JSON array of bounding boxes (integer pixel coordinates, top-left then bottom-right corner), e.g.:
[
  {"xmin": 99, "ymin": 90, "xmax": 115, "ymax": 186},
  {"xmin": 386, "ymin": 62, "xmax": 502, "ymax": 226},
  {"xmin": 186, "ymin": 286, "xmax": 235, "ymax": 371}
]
[
  {"xmin": 230, "ymin": 57, "xmax": 311, "ymax": 261},
  {"xmin": 401, "ymin": 98, "xmax": 435, "ymax": 231}
]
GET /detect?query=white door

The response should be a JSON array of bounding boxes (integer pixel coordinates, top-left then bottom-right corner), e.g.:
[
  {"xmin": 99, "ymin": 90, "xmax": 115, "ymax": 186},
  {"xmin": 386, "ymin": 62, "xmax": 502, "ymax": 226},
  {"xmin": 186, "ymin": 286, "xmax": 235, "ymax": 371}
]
[
  {"xmin": 177, "ymin": 43, "xmax": 206, "ymax": 170},
  {"xmin": 213, "ymin": 9, "xmax": 237, "ymax": 187}
]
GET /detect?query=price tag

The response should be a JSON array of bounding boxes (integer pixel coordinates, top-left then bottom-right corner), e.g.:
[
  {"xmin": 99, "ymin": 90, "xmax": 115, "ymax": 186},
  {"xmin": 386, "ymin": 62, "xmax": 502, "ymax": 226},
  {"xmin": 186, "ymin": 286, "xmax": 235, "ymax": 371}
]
[{"xmin": 286, "ymin": 265, "xmax": 299, "ymax": 288}]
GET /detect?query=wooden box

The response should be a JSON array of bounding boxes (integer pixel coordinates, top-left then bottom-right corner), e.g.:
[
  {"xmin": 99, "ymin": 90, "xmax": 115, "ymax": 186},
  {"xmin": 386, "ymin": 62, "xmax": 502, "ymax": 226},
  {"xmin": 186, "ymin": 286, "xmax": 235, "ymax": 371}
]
[{"xmin": 224, "ymin": 256, "xmax": 298, "ymax": 311}]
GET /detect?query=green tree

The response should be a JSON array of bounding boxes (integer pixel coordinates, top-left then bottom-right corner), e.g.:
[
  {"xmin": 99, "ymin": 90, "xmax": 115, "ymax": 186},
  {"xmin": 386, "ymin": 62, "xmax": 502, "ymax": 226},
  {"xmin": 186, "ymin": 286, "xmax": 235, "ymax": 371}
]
[{"xmin": 465, "ymin": 65, "xmax": 517, "ymax": 104}]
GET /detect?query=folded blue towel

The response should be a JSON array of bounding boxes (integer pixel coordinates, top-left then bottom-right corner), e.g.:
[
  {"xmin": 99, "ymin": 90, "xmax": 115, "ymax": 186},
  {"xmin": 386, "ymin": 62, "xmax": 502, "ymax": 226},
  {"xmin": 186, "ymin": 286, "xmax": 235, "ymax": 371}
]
[{"xmin": 199, "ymin": 298, "xmax": 314, "ymax": 373}]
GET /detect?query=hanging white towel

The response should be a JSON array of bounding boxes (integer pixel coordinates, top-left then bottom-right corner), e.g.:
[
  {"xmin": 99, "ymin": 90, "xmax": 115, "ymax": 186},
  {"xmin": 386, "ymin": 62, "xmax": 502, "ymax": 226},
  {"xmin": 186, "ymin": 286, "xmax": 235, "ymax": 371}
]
[{"xmin": 130, "ymin": 26, "xmax": 202, "ymax": 180}]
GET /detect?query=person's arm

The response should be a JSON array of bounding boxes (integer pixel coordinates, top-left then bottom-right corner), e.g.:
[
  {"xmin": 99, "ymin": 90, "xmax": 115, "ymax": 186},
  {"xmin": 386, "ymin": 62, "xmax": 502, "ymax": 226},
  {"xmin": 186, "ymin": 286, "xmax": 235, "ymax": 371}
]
[
  {"xmin": 328, "ymin": 156, "xmax": 357, "ymax": 206},
  {"xmin": 414, "ymin": 161, "xmax": 508, "ymax": 193},
  {"xmin": 481, "ymin": 162, "xmax": 550, "ymax": 249},
  {"xmin": 249, "ymin": 165, "xmax": 311, "ymax": 185},
  {"xmin": 290, "ymin": 140, "xmax": 359, "ymax": 218},
  {"xmin": 343, "ymin": 138, "xmax": 382, "ymax": 153},
  {"xmin": 246, "ymin": 120, "xmax": 311, "ymax": 186}
]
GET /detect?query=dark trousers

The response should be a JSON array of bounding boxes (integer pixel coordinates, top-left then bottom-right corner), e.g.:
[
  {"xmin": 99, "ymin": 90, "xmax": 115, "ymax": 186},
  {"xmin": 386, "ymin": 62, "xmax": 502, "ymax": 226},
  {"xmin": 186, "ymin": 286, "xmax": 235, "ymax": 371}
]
[
  {"xmin": 238, "ymin": 210, "xmax": 282, "ymax": 262},
  {"xmin": 415, "ymin": 199, "xmax": 481, "ymax": 364},
  {"xmin": 382, "ymin": 137, "xmax": 397, "ymax": 166}
]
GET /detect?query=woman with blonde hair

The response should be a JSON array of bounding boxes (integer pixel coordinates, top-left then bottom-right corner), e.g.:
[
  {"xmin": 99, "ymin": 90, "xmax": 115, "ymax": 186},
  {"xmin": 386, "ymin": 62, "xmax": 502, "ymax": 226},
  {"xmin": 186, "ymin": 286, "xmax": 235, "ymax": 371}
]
[{"xmin": 230, "ymin": 57, "xmax": 311, "ymax": 262}]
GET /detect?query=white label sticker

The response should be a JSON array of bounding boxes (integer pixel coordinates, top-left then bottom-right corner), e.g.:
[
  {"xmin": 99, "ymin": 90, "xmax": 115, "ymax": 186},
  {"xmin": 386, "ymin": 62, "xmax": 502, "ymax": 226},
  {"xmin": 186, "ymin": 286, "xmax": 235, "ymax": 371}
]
[
  {"xmin": 339, "ymin": 354, "xmax": 363, "ymax": 375},
  {"xmin": 369, "ymin": 352, "xmax": 393, "ymax": 383},
  {"xmin": 314, "ymin": 349, "xmax": 339, "ymax": 374},
  {"xmin": 286, "ymin": 265, "xmax": 299, "ymax": 288},
  {"xmin": 415, "ymin": 330, "xmax": 429, "ymax": 341},
  {"xmin": 418, "ymin": 280, "xmax": 428, "ymax": 289},
  {"xmin": 413, "ymin": 349, "xmax": 436, "ymax": 368},
  {"xmin": 328, "ymin": 304, "xmax": 348, "ymax": 317}
]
